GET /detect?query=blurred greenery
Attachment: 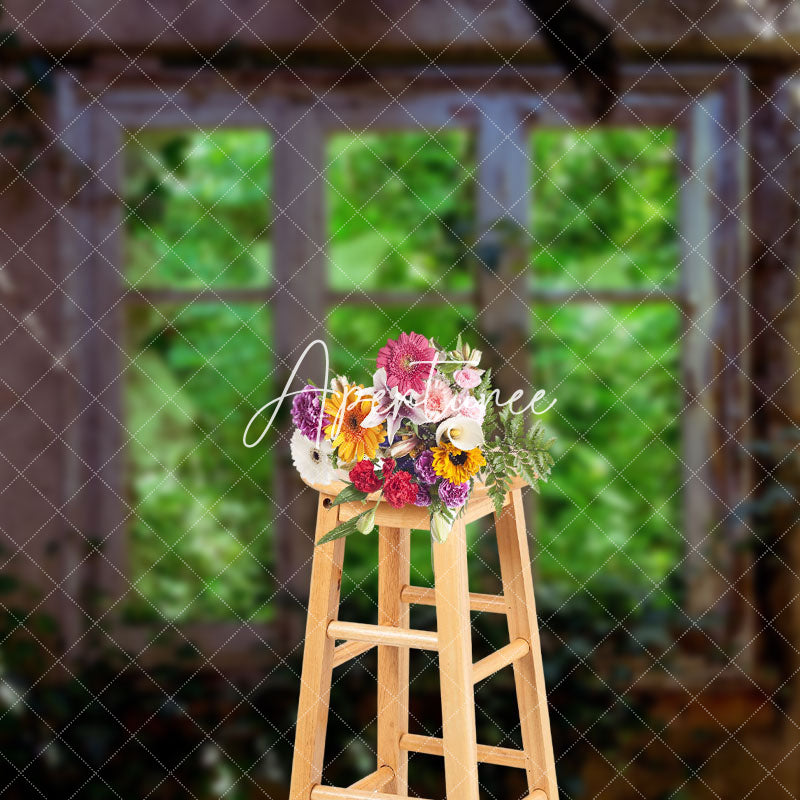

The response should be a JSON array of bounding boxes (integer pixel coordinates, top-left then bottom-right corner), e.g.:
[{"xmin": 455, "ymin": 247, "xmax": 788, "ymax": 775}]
[
  {"xmin": 125, "ymin": 130, "xmax": 272, "ymax": 289},
  {"xmin": 531, "ymin": 128, "xmax": 679, "ymax": 290}
]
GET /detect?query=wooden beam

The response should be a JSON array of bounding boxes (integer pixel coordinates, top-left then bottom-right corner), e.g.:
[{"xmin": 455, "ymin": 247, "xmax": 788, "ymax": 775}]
[
  {"xmin": 271, "ymin": 100, "xmax": 328, "ymax": 647},
  {"xmin": 288, "ymin": 498, "xmax": 347, "ymax": 800},
  {"xmin": 327, "ymin": 621, "xmax": 438, "ymax": 651},
  {"xmin": 347, "ymin": 766, "xmax": 394, "ymax": 792},
  {"xmin": 432, "ymin": 518, "xmax": 480, "ymax": 799},
  {"xmin": 678, "ymin": 91, "xmax": 724, "ymax": 618},
  {"xmin": 472, "ymin": 638, "xmax": 530, "ymax": 684},
  {"xmin": 328, "ymin": 286, "xmax": 684, "ymax": 310},
  {"xmin": 331, "ymin": 640, "xmax": 375, "ymax": 668},
  {"xmin": 377, "ymin": 526, "xmax": 411, "ymax": 793},
  {"xmin": 399, "ymin": 733, "xmax": 527, "ymax": 770},
  {"xmin": 530, "ymin": 287, "xmax": 684, "ymax": 305},
  {"xmin": 312, "ymin": 788, "xmax": 430, "ymax": 800},
  {"xmin": 495, "ymin": 490, "xmax": 559, "ymax": 797},
  {"xmin": 125, "ymin": 287, "xmax": 276, "ymax": 306},
  {"xmin": 327, "ymin": 289, "xmax": 474, "ymax": 307},
  {"xmin": 400, "ymin": 585, "xmax": 507, "ymax": 615}
]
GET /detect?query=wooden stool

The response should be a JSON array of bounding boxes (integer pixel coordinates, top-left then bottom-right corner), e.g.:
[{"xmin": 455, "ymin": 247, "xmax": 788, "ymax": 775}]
[{"xmin": 289, "ymin": 477, "xmax": 558, "ymax": 800}]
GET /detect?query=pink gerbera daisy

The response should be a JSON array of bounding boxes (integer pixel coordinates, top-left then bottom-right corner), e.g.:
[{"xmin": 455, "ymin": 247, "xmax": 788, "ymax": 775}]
[{"xmin": 376, "ymin": 332, "xmax": 436, "ymax": 395}]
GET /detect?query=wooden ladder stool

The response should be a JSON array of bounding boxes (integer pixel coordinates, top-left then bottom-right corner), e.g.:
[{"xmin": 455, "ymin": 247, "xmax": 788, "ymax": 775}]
[{"xmin": 289, "ymin": 477, "xmax": 558, "ymax": 800}]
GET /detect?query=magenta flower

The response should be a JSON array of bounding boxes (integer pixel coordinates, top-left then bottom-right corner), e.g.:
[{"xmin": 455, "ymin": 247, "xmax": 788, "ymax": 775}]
[
  {"xmin": 291, "ymin": 385, "xmax": 330, "ymax": 442},
  {"xmin": 438, "ymin": 479, "xmax": 470, "ymax": 509},
  {"xmin": 414, "ymin": 450, "xmax": 437, "ymax": 485},
  {"xmin": 376, "ymin": 332, "xmax": 436, "ymax": 395},
  {"xmin": 413, "ymin": 484, "xmax": 432, "ymax": 507}
]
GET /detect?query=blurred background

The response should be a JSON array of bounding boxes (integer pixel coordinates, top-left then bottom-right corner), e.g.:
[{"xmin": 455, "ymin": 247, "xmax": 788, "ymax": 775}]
[{"xmin": 0, "ymin": 1, "xmax": 799, "ymax": 798}]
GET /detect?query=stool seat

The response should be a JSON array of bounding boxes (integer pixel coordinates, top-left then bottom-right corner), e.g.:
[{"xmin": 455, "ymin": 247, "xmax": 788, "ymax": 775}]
[
  {"xmin": 288, "ymin": 479, "xmax": 559, "ymax": 800},
  {"xmin": 301, "ymin": 475, "xmax": 528, "ymax": 528}
]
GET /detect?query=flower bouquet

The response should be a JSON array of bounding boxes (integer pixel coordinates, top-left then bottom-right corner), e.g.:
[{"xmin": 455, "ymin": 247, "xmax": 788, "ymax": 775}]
[{"xmin": 289, "ymin": 332, "xmax": 555, "ymax": 544}]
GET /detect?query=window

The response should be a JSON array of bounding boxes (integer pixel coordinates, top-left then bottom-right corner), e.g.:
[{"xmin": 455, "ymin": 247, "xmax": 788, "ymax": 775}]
[
  {"xmin": 123, "ymin": 130, "xmax": 275, "ymax": 622},
  {"xmin": 55, "ymin": 67, "xmax": 748, "ymax": 660},
  {"xmin": 530, "ymin": 128, "xmax": 683, "ymax": 593},
  {"xmin": 325, "ymin": 129, "xmax": 476, "ymax": 373}
]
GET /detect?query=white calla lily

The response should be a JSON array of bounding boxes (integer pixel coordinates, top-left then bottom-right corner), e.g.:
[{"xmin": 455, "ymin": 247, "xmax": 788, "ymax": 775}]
[{"xmin": 435, "ymin": 415, "xmax": 484, "ymax": 450}]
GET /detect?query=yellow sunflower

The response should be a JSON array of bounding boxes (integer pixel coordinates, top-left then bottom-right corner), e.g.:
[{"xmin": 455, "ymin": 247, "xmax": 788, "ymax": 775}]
[
  {"xmin": 431, "ymin": 442, "xmax": 486, "ymax": 484},
  {"xmin": 324, "ymin": 384, "xmax": 384, "ymax": 463}
]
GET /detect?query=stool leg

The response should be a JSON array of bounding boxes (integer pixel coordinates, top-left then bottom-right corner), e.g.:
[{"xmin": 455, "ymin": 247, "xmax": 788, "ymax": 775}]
[
  {"xmin": 377, "ymin": 526, "xmax": 411, "ymax": 793},
  {"xmin": 495, "ymin": 488, "xmax": 559, "ymax": 800},
  {"xmin": 289, "ymin": 496, "xmax": 346, "ymax": 800},
  {"xmin": 432, "ymin": 517, "xmax": 480, "ymax": 800}
]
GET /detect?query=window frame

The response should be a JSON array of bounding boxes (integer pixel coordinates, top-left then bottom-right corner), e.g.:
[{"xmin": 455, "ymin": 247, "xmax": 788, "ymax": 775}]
[{"xmin": 54, "ymin": 63, "xmax": 752, "ymax": 666}]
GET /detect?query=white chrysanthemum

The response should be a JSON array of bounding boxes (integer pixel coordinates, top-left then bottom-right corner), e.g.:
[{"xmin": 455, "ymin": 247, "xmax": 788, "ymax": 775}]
[{"xmin": 290, "ymin": 429, "xmax": 337, "ymax": 485}]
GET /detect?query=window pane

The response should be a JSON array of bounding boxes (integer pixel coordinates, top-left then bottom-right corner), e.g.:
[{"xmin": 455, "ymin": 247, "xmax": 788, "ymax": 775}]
[
  {"xmin": 124, "ymin": 303, "xmax": 274, "ymax": 622},
  {"xmin": 533, "ymin": 302, "xmax": 683, "ymax": 593},
  {"xmin": 124, "ymin": 130, "xmax": 271, "ymax": 289},
  {"xmin": 531, "ymin": 128, "xmax": 679, "ymax": 290},
  {"xmin": 327, "ymin": 131, "xmax": 476, "ymax": 292}
]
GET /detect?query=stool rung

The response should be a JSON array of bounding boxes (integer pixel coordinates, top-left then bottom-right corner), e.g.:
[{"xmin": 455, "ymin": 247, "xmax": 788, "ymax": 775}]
[
  {"xmin": 348, "ymin": 765, "xmax": 394, "ymax": 791},
  {"xmin": 399, "ymin": 733, "xmax": 527, "ymax": 769},
  {"xmin": 472, "ymin": 637, "xmax": 530, "ymax": 684},
  {"xmin": 332, "ymin": 640, "xmax": 375, "ymax": 668},
  {"xmin": 400, "ymin": 585, "xmax": 507, "ymax": 614},
  {"xmin": 327, "ymin": 620, "xmax": 438, "ymax": 651},
  {"xmin": 312, "ymin": 787, "xmax": 432, "ymax": 800}
]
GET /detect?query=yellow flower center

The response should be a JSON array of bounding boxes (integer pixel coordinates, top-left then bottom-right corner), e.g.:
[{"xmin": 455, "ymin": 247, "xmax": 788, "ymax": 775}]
[{"xmin": 449, "ymin": 428, "xmax": 461, "ymax": 439}]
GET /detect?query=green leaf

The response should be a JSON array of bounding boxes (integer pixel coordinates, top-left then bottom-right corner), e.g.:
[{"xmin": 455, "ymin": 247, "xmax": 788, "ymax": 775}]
[
  {"xmin": 330, "ymin": 484, "xmax": 370, "ymax": 506},
  {"xmin": 317, "ymin": 508, "xmax": 374, "ymax": 545}
]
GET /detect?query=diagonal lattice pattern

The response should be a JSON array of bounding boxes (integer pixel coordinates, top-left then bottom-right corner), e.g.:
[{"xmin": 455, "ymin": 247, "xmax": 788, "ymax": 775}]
[{"xmin": 0, "ymin": 1, "xmax": 798, "ymax": 799}]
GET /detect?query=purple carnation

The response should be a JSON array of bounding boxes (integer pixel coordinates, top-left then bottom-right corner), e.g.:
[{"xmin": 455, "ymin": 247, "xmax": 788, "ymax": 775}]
[
  {"xmin": 414, "ymin": 450, "xmax": 437, "ymax": 485},
  {"xmin": 291, "ymin": 385, "xmax": 329, "ymax": 441},
  {"xmin": 438, "ymin": 479, "xmax": 470, "ymax": 509},
  {"xmin": 413, "ymin": 484, "xmax": 431, "ymax": 507}
]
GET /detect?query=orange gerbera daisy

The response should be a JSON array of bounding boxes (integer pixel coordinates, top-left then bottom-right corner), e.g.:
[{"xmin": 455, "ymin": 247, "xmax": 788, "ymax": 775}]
[{"xmin": 324, "ymin": 384, "xmax": 385, "ymax": 463}]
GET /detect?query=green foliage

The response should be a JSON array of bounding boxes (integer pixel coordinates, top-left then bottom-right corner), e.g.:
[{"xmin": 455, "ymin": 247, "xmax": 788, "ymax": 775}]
[
  {"xmin": 317, "ymin": 508, "xmax": 376, "ymax": 545},
  {"xmin": 326, "ymin": 131, "xmax": 475, "ymax": 293},
  {"xmin": 483, "ymin": 406, "xmax": 556, "ymax": 514},
  {"xmin": 531, "ymin": 127, "xmax": 679, "ymax": 290},
  {"xmin": 316, "ymin": 486, "xmax": 374, "ymax": 544},
  {"xmin": 325, "ymin": 130, "xmax": 476, "ymax": 378},
  {"xmin": 329, "ymin": 484, "xmax": 370, "ymax": 506},
  {"xmin": 125, "ymin": 130, "xmax": 272, "ymax": 288}
]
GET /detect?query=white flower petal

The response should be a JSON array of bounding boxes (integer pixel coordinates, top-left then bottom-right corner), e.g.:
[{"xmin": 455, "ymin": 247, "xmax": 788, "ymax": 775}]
[
  {"xmin": 290, "ymin": 429, "xmax": 337, "ymax": 485},
  {"xmin": 435, "ymin": 415, "xmax": 484, "ymax": 450}
]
